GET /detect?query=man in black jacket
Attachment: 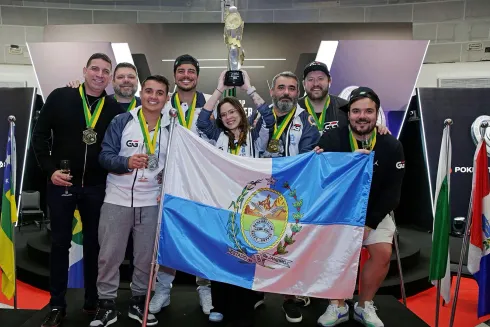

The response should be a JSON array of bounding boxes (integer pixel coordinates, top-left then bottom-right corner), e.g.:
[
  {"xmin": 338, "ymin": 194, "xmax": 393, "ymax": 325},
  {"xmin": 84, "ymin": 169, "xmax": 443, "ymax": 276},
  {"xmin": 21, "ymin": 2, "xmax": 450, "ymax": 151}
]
[
  {"xmin": 32, "ymin": 53, "xmax": 124, "ymax": 327},
  {"xmin": 315, "ymin": 87, "xmax": 405, "ymax": 327}
]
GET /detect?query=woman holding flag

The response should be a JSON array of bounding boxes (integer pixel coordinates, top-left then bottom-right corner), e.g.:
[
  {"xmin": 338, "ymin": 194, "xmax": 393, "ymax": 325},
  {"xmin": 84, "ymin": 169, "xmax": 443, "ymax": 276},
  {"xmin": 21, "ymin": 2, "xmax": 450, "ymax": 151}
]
[{"xmin": 196, "ymin": 70, "xmax": 274, "ymax": 326}]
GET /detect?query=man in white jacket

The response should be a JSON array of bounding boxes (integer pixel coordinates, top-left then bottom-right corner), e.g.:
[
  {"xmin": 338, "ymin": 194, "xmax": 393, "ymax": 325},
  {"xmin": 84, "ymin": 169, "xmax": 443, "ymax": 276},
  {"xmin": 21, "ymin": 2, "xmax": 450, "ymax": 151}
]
[{"xmin": 89, "ymin": 75, "xmax": 170, "ymax": 327}]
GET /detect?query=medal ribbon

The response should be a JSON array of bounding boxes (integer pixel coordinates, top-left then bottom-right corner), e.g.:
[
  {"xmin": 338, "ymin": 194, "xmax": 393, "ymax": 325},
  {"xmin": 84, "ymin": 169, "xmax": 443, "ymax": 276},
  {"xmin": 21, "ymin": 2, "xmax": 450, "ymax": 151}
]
[
  {"xmin": 173, "ymin": 93, "xmax": 197, "ymax": 129},
  {"xmin": 115, "ymin": 95, "xmax": 137, "ymax": 112},
  {"xmin": 138, "ymin": 109, "xmax": 161, "ymax": 155},
  {"xmin": 349, "ymin": 127, "xmax": 377, "ymax": 151},
  {"xmin": 305, "ymin": 95, "xmax": 330, "ymax": 131},
  {"xmin": 272, "ymin": 107, "xmax": 296, "ymax": 140},
  {"xmin": 79, "ymin": 85, "xmax": 105, "ymax": 129},
  {"xmin": 229, "ymin": 144, "xmax": 241, "ymax": 155}
]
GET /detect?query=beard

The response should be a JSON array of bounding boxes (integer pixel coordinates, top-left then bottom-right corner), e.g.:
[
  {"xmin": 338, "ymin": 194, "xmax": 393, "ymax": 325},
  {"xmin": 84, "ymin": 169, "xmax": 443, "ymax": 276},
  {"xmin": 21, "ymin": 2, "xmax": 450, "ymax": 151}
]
[
  {"xmin": 349, "ymin": 119, "xmax": 377, "ymax": 136},
  {"xmin": 306, "ymin": 86, "xmax": 329, "ymax": 101},
  {"xmin": 114, "ymin": 84, "xmax": 137, "ymax": 98},
  {"xmin": 273, "ymin": 95, "xmax": 298, "ymax": 114},
  {"xmin": 176, "ymin": 80, "xmax": 197, "ymax": 92}
]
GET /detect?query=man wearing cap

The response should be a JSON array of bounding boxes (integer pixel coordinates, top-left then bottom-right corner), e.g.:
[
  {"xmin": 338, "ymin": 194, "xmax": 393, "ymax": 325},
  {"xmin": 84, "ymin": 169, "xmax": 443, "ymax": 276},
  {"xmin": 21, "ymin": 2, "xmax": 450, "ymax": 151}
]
[
  {"xmin": 314, "ymin": 87, "xmax": 405, "ymax": 327},
  {"xmin": 299, "ymin": 61, "xmax": 348, "ymax": 134},
  {"xmin": 149, "ymin": 54, "xmax": 214, "ymax": 315}
]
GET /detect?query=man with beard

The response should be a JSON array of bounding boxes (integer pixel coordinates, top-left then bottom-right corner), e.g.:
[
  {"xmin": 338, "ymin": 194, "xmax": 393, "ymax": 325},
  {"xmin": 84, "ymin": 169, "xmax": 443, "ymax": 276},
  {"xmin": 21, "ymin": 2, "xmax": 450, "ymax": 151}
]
[
  {"xmin": 315, "ymin": 87, "xmax": 405, "ymax": 327},
  {"xmin": 299, "ymin": 61, "xmax": 348, "ymax": 133},
  {"xmin": 32, "ymin": 53, "xmax": 124, "ymax": 327},
  {"xmin": 149, "ymin": 54, "xmax": 214, "ymax": 315},
  {"xmin": 258, "ymin": 71, "xmax": 320, "ymax": 159},
  {"xmin": 68, "ymin": 62, "xmax": 141, "ymax": 111}
]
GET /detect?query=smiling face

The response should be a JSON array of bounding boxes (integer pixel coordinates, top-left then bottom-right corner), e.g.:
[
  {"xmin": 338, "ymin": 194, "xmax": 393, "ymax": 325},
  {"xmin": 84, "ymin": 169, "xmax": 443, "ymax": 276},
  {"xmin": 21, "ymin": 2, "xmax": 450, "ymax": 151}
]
[
  {"xmin": 113, "ymin": 67, "xmax": 138, "ymax": 98},
  {"xmin": 348, "ymin": 98, "xmax": 378, "ymax": 136},
  {"xmin": 219, "ymin": 102, "xmax": 242, "ymax": 130},
  {"xmin": 304, "ymin": 70, "xmax": 330, "ymax": 101},
  {"xmin": 174, "ymin": 63, "xmax": 198, "ymax": 91},
  {"xmin": 83, "ymin": 58, "xmax": 112, "ymax": 95},
  {"xmin": 141, "ymin": 80, "xmax": 168, "ymax": 113},
  {"xmin": 270, "ymin": 76, "xmax": 299, "ymax": 114}
]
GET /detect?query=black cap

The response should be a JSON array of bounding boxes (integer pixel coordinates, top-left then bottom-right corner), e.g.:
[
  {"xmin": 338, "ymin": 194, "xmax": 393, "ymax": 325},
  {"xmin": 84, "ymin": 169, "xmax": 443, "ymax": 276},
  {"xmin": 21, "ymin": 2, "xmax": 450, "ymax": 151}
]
[
  {"xmin": 341, "ymin": 87, "xmax": 381, "ymax": 112},
  {"xmin": 303, "ymin": 61, "xmax": 330, "ymax": 79},
  {"xmin": 174, "ymin": 54, "xmax": 200, "ymax": 75}
]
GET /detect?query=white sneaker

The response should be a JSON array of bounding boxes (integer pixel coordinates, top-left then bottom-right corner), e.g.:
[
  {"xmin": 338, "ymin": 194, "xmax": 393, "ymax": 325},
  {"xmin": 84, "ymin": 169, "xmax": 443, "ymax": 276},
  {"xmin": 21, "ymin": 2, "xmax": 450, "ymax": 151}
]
[
  {"xmin": 354, "ymin": 301, "xmax": 384, "ymax": 327},
  {"xmin": 197, "ymin": 285, "xmax": 213, "ymax": 315},
  {"xmin": 149, "ymin": 282, "xmax": 171, "ymax": 314},
  {"xmin": 317, "ymin": 303, "xmax": 349, "ymax": 326}
]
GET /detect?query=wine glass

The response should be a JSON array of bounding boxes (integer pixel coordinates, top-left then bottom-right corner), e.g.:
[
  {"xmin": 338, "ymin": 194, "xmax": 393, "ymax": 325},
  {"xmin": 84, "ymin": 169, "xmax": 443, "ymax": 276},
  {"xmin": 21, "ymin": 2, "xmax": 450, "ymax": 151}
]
[
  {"xmin": 60, "ymin": 160, "xmax": 72, "ymax": 196},
  {"xmin": 138, "ymin": 143, "xmax": 148, "ymax": 183}
]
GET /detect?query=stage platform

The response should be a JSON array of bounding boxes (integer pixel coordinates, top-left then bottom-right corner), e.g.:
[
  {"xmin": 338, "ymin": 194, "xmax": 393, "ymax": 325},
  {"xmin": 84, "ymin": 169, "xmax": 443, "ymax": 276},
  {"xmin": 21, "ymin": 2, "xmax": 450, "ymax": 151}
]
[{"xmin": 3, "ymin": 286, "xmax": 429, "ymax": 327}]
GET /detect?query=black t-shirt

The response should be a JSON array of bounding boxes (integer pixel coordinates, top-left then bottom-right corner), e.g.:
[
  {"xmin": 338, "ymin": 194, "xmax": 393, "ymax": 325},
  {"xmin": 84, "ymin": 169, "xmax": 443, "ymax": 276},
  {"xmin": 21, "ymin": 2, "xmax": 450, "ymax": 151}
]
[
  {"xmin": 298, "ymin": 94, "xmax": 348, "ymax": 133},
  {"xmin": 317, "ymin": 126, "xmax": 405, "ymax": 229}
]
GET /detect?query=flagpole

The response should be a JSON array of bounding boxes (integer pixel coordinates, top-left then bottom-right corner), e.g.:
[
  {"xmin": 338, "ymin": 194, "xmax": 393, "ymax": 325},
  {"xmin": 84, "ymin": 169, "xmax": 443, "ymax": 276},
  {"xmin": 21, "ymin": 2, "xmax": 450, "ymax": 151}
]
[
  {"xmin": 8, "ymin": 115, "xmax": 18, "ymax": 310},
  {"xmin": 142, "ymin": 108, "xmax": 178, "ymax": 327},
  {"xmin": 434, "ymin": 118, "xmax": 452, "ymax": 326},
  {"xmin": 449, "ymin": 120, "xmax": 488, "ymax": 327},
  {"xmin": 391, "ymin": 211, "xmax": 407, "ymax": 306}
]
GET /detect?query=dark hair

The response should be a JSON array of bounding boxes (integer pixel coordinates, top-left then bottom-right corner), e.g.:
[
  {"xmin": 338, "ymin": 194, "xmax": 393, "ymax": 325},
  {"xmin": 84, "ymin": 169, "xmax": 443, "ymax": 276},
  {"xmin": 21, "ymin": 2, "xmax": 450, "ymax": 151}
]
[
  {"xmin": 216, "ymin": 97, "xmax": 249, "ymax": 150},
  {"xmin": 173, "ymin": 54, "xmax": 200, "ymax": 76},
  {"xmin": 86, "ymin": 53, "xmax": 112, "ymax": 68},
  {"xmin": 113, "ymin": 62, "xmax": 137, "ymax": 79},
  {"xmin": 141, "ymin": 75, "xmax": 170, "ymax": 94}
]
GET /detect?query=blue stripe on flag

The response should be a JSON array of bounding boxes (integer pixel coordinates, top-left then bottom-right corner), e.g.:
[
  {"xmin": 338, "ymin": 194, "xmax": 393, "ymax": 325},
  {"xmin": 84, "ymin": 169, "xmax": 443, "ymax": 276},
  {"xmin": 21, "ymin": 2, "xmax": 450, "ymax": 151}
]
[
  {"xmin": 158, "ymin": 194, "xmax": 256, "ymax": 289},
  {"xmin": 475, "ymin": 253, "xmax": 490, "ymax": 317},
  {"xmin": 270, "ymin": 152, "xmax": 373, "ymax": 227},
  {"xmin": 67, "ymin": 259, "xmax": 84, "ymax": 288}
]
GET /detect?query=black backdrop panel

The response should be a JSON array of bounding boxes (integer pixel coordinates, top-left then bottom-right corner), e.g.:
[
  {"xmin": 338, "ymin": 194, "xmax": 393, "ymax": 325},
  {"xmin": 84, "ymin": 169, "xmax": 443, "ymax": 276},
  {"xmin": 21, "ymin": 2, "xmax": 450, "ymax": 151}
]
[
  {"xmin": 0, "ymin": 88, "xmax": 37, "ymax": 202},
  {"xmin": 419, "ymin": 88, "xmax": 490, "ymax": 226}
]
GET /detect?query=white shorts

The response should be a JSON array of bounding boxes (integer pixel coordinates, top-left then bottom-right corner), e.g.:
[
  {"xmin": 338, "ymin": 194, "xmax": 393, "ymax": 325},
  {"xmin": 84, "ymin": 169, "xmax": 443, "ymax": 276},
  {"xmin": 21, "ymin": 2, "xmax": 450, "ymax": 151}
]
[{"xmin": 363, "ymin": 215, "xmax": 396, "ymax": 246}]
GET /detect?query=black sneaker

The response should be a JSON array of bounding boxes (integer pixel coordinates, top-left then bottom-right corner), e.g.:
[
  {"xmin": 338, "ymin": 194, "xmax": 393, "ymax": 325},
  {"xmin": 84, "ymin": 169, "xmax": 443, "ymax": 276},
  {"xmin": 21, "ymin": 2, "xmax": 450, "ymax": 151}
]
[
  {"xmin": 89, "ymin": 300, "xmax": 118, "ymax": 327},
  {"xmin": 294, "ymin": 296, "xmax": 311, "ymax": 307},
  {"xmin": 254, "ymin": 292, "xmax": 265, "ymax": 310},
  {"xmin": 282, "ymin": 299, "xmax": 302, "ymax": 323},
  {"xmin": 41, "ymin": 308, "xmax": 66, "ymax": 327},
  {"xmin": 128, "ymin": 296, "xmax": 158, "ymax": 326},
  {"xmin": 83, "ymin": 299, "xmax": 98, "ymax": 315}
]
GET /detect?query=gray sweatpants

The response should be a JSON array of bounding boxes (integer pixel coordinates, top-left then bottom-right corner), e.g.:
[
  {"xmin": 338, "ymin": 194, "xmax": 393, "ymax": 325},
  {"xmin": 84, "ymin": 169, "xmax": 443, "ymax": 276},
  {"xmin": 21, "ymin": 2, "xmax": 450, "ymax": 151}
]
[{"xmin": 97, "ymin": 202, "xmax": 158, "ymax": 299}]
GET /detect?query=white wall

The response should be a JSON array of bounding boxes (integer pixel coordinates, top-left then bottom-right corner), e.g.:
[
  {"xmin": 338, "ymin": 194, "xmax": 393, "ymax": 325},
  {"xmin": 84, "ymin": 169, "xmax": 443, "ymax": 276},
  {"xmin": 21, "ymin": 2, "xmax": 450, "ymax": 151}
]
[
  {"xmin": 416, "ymin": 61, "xmax": 490, "ymax": 88},
  {"xmin": 0, "ymin": 64, "xmax": 39, "ymax": 91}
]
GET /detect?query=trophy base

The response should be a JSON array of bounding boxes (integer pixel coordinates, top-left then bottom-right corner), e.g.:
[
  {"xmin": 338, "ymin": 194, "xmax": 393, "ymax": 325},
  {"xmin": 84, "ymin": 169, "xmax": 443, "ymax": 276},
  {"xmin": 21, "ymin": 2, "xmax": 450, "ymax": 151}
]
[{"xmin": 224, "ymin": 70, "xmax": 244, "ymax": 87}]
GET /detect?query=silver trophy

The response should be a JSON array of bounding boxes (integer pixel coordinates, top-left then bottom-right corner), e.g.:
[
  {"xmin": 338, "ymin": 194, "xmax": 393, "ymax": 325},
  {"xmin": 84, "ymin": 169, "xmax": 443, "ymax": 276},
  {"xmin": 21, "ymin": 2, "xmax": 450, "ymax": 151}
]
[{"xmin": 223, "ymin": 5, "xmax": 245, "ymax": 86}]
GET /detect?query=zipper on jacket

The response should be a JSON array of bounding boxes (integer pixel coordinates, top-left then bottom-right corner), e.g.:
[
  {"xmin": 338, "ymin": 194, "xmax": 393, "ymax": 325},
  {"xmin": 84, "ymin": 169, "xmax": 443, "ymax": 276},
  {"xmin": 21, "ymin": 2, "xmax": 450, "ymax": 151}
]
[
  {"xmin": 81, "ymin": 144, "xmax": 88, "ymax": 188},
  {"xmin": 130, "ymin": 170, "xmax": 138, "ymax": 207}
]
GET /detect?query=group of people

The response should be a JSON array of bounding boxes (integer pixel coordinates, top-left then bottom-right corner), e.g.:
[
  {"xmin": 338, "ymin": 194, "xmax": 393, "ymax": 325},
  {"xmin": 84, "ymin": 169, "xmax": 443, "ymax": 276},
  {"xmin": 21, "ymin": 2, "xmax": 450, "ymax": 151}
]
[{"xmin": 31, "ymin": 52, "xmax": 405, "ymax": 327}]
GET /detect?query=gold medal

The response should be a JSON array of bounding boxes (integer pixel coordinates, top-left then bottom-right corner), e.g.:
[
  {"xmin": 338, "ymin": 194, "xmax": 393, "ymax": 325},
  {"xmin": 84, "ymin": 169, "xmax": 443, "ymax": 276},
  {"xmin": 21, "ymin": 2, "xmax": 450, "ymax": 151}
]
[
  {"xmin": 82, "ymin": 128, "xmax": 97, "ymax": 145},
  {"xmin": 267, "ymin": 139, "xmax": 280, "ymax": 153}
]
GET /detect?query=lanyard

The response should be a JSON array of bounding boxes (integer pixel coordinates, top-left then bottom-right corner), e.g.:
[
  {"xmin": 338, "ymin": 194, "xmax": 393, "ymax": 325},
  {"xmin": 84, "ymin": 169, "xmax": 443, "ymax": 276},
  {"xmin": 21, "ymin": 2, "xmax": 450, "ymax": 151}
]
[
  {"xmin": 173, "ymin": 93, "xmax": 197, "ymax": 129},
  {"xmin": 79, "ymin": 85, "xmax": 104, "ymax": 129},
  {"xmin": 138, "ymin": 109, "xmax": 161, "ymax": 154},
  {"xmin": 305, "ymin": 95, "xmax": 330, "ymax": 131}
]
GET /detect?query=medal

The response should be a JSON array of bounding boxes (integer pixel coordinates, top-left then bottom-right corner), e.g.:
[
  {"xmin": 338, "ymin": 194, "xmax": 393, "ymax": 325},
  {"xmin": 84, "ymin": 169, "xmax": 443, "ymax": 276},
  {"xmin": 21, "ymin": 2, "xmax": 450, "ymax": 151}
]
[
  {"xmin": 147, "ymin": 154, "xmax": 159, "ymax": 171},
  {"xmin": 349, "ymin": 127, "xmax": 377, "ymax": 151},
  {"xmin": 138, "ymin": 109, "xmax": 161, "ymax": 167},
  {"xmin": 79, "ymin": 85, "xmax": 105, "ymax": 145},
  {"xmin": 269, "ymin": 108, "xmax": 296, "ymax": 153},
  {"xmin": 305, "ymin": 95, "xmax": 330, "ymax": 132},
  {"xmin": 82, "ymin": 128, "xmax": 97, "ymax": 145},
  {"xmin": 267, "ymin": 139, "xmax": 280, "ymax": 153},
  {"xmin": 173, "ymin": 93, "xmax": 197, "ymax": 129}
]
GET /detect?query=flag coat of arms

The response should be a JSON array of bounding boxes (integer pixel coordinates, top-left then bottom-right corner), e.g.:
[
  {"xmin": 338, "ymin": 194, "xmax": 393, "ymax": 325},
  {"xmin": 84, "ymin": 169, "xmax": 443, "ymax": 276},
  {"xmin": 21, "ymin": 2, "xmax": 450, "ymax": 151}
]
[
  {"xmin": 0, "ymin": 124, "xmax": 18, "ymax": 299},
  {"xmin": 467, "ymin": 138, "xmax": 490, "ymax": 317},
  {"xmin": 68, "ymin": 209, "xmax": 84, "ymax": 288},
  {"xmin": 157, "ymin": 125, "xmax": 373, "ymax": 298}
]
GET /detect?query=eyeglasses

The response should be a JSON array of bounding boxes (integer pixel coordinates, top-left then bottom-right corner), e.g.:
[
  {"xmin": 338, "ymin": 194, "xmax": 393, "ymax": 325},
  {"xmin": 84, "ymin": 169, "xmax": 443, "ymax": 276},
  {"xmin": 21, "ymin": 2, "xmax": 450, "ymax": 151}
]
[{"xmin": 220, "ymin": 108, "xmax": 238, "ymax": 119}]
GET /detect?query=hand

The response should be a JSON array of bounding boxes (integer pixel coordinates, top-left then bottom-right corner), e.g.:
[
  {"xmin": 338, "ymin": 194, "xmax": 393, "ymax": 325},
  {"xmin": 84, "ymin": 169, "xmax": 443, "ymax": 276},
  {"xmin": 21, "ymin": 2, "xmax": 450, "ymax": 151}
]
[
  {"xmin": 240, "ymin": 70, "xmax": 252, "ymax": 91},
  {"xmin": 51, "ymin": 170, "xmax": 72, "ymax": 187},
  {"xmin": 157, "ymin": 195, "xmax": 161, "ymax": 203},
  {"xmin": 313, "ymin": 146, "xmax": 324, "ymax": 154},
  {"xmin": 377, "ymin": 124, "xmax": 391, "ymax": 135},
  {"xmin": 128, "ymin": 154, "xmax": 148, "ymax": 169},
  {"xmin": 217, "ymin": 70, "xmax": 231, "ymax": 93},
  {"xmin": 354, "ymin": 149, "xmax": 371, "ymax": 155},
  {"xmin": 363, "ymin": 227, "xmax": 372, "ymax": 240},
  {"xmin": 67, "ymin": 80, "xmax": 81, "ymax": 88}
]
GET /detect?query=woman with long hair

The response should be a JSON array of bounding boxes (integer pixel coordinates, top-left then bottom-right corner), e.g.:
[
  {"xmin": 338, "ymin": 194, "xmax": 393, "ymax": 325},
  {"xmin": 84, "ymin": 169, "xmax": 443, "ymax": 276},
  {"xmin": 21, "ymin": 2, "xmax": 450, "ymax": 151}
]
[{"xmin": 196, "ymin": 71, "xmax": 274, "ymax": 327}]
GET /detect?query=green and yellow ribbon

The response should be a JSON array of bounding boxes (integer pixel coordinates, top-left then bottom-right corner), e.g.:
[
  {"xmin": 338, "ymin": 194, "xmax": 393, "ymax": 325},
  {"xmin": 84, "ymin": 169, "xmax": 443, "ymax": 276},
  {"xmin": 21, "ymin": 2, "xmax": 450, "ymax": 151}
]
[
  {"xmin": 173, "ymin": 93, "xmax": 197, "ymax": 129},
  {"xmin": 115, "ymin": 95, "xmax": 137, "ymax": 112},
  {"xmin": 305, "ymin": 95, "xmax": 330, "ymax": 131},
  {"xmin": 229, "ymin": 144, "xmax": 241, "ymax": 155},
  {"xmin": 349, "ymin": 127, "xmax": 377, "ymax": 151},
  {"xmin": 272, "ymin": 107, "xmax": 296, "ymax": 140},
  {"xmin": 79, "ymin": 84, "xmax": 105, "ymax": 129},
  {"xmin": 138, "ymin": 109, "xmax": 161, "ymax": 155}
]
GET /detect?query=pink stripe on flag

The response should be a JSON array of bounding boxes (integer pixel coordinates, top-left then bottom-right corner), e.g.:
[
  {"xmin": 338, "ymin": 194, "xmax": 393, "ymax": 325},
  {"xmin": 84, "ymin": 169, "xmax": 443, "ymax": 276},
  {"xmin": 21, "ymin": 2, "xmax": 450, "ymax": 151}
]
[{"xmin": 252, "ymin": 224, "xmax": 364, "ymax": 299}]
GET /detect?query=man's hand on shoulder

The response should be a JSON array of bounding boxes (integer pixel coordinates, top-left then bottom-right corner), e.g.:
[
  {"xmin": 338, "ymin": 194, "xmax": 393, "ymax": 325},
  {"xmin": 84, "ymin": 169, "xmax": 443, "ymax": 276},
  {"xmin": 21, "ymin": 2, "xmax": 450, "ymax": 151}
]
[
  {"xmin": 66, "ymin": 80, "xmax": 81, "ymax": 88},
  {"xmin": 377, "ymin": 124, "xmax": 391, "ymax": 135}
]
